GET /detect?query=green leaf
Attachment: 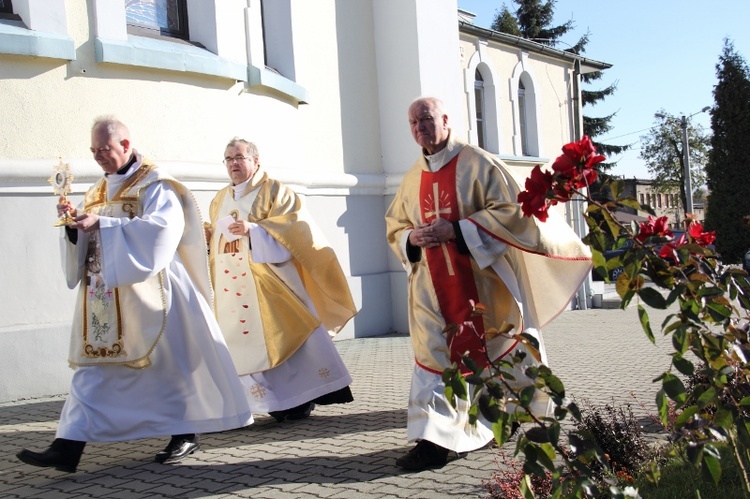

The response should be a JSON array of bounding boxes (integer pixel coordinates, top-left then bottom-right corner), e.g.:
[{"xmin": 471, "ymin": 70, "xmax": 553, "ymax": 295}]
[
  {"xmin": 713, "ymin": 407, "xmax": 734, "ymax": 429},
  {"xmin": 656, "ymin": 389, "xmax": 670, "ymax": 426},
  {"xmin": 462, "ymin": 356, "xmax": 479, "ymax": 375},
  {"xmin": 672, "ymin": 325, "xmax": 689, "ymax": 355},
  {"xmin": 697, "ymin": 386, "xmax": 717, "ymax": 406},
  {"xmin": 639, "ymin": 287, "xmax": 667, "ymax": 309},
  {"xmin": 705, "ymin": 302, "xmax": 732, "ymax": 321},
  {"xmin": 739, "ymin": 396, "xmax": 750, "ymax": 407},
  {"xmin": 451, "ymin": 374, "xmax": 468, "ymax": 401},
  {"xmin": 672, "ymin": 355, "xmax": 694, "ymax": 376},
  {"xmin": 492, "ymin": 420, "xmax": 509, "ymax": 447},
  {"xmin": 519, "ymin": 474, "xmax": 535, "ymax": 499},
  {"xmin": 464, "ymin": 374, "xmax": 484, "ymax": 386},
  {"xmin": 701, "ymin": 452, "xmax": 722, "ymax": 486},
  {"xmin": 610, "ymin": 179, "xmax": 623, "ymax": 199},
  {"xmin": 675, "ymin": 405, "xmax": 699, "ymax": 426},
  {"xmin": 525, "ymin": 426, "xmax": 550, "ymax": 443},
  {"xmin": 686, "ymin": 442, "xmax": 702, "ymax": 466},
  {"xmin": 638, "ymin": 305, "xmax": 655, "ymax": 344},
  {"xmin": 662, "ymin": 373, "xmax": 687, "ymax": 405},
  {"xmin": 519, "ymin": 385, "xmax": 536, "ymax": 408}
]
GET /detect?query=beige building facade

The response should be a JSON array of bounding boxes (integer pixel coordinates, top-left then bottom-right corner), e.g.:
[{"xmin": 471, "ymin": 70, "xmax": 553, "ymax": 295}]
[{"xmin": 0, "ymin": 0, "xmax": 609, "ymax": 402}]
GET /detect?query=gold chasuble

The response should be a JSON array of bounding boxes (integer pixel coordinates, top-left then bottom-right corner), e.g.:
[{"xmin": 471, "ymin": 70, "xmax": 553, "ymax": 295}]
[
  {"xmin": 386, "ymin": 135, "xmax": 592, "ymax": 374},
  {"xmin": 69, "ymin": 160, "xmax": 210, "ymax": 369},
  {"xmin": 209, "ymin": 167, "xmax": 357, "ymax": 376}
]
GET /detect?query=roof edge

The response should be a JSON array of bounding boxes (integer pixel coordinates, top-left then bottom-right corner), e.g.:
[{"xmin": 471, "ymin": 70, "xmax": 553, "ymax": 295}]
[{"xmin": 459, "ymin": 21, "xmax": 612, "ymax": 73}]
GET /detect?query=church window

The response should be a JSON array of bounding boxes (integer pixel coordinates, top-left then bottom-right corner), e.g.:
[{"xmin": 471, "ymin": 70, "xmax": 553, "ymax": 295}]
[
  {"xmin": 518, "ymin": 81, "xmax": 529, "ymax": 156},
  {"xmin": 474, "ymin": 69, "xmax": 486, "ymax": 149},
  {"xmin": 125, "ymin": 0, "xmax": 188, "ymax": 40}
]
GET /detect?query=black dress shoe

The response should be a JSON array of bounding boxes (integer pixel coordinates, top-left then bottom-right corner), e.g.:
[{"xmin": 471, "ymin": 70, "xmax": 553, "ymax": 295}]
[
  {"xmin": 154, "ymin": 434, "xmax": 200, "ymax": 464},
  {"xmin": 269, "ymin": 401, "xmax": 315, "ymax": 422},
  {"xmin": 286, "ymin": 402, "xmax": 315, "ymax": 420},
  {"xmin": 16, "ymin": 438, "xmax": 85, "ymax": 473},
  {"xmin": 395, "ymin": 440, "xmax": 449, "ymax": 471}
]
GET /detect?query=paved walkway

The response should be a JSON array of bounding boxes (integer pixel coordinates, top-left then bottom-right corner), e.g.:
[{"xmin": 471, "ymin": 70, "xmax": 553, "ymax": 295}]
[{"xmin": 0, "ymin": 304, "xmax": 675, "ymax": 498}]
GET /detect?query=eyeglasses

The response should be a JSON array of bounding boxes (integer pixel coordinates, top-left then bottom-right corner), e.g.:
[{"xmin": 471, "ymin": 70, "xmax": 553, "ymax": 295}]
[{"xmin": 223, "ymin": 155, "xmax": 253, "ymax": 165}]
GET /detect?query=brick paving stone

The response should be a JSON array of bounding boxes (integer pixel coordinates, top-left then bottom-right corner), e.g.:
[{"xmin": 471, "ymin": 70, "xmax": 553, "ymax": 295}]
[{"xmin": 1, "ymin": 308, "xmax": 685, "ymax": 498}]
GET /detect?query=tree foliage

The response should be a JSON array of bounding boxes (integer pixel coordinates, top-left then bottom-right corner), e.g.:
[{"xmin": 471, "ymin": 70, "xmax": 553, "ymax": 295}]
[
  {"xmin": 449, "ymin": 136, "xmax": 750, "ymax": 497},
  {"xmin": 705, "ymin": 39, "xmax": 750, "ymax": 263},
  {"xmin": 490, "ymin": 1, "xmax": 629, "ymax": 171},
  {"xmin": 639, "ymin": 110, "xmax": 710, "ymax": 220}
]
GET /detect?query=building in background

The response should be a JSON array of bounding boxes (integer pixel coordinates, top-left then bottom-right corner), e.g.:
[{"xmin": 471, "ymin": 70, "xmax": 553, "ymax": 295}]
[
  {"xmin": 0, "ymin": 0, "xmax": 608, "ymax": 402},
  {"xmin": 618, "ymin": 178, "xmax": 705, "ymax": 228}
]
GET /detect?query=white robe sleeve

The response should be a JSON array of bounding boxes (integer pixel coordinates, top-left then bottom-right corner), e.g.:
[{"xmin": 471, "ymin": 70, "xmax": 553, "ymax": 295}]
[
  {"xmin": 59, "ymin": 227, "xmax": 88, "ymax": 289},
  {"xmin": 97, "ymin": 181, "xmax": 185, "ymax": 289},
  {"xmin": 248, "ymin": 224, "xmax": 292, "ymax": 264},
  {"xmin": 458, "ymin": 219, "xmax": 508, "ymax": 269}
]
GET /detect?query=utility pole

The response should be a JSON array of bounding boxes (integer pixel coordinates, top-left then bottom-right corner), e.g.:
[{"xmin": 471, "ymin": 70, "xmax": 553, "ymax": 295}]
[{"xmin": 680, "ymin": 114, "xmax": 694, "ymax": 217}]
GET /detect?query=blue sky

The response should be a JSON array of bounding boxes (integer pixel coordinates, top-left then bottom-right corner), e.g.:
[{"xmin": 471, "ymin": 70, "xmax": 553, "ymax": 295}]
[{"xmin": 456, "ymin": 0, "xmax": 750, "ymax": 180}]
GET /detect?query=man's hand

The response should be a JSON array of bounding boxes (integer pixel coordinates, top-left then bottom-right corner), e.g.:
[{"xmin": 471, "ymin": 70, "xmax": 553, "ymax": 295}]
[
  {"xmin": 229, "ymin": 220, "xmax": 253, "ymax": 237},
  {"xmin": 73, "ymin": 213, "xmax": 100, "ymax": 233},
  {"xmin": 57, "ymin": 196, "xmax": 76, "ymax": 219},
  {"xmin": 409, "ymin": 218, "xmax": 455, "ymax": 248}
]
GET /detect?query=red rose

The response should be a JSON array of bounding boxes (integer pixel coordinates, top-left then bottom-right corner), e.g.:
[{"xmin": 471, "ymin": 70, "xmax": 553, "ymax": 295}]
[
  {"xmin": 518, "ymin": 165, "xmax": 553, "ymax": 221},
  {"xmin": 688, "ymin": 221, "xmax": 716, "ymax": 247},
  {"xmin": 636, "ymin": 216, "xmax": 673, "ymax": 243}
]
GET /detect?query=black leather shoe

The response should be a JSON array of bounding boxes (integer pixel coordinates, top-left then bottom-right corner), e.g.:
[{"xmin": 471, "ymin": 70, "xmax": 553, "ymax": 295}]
[
  {"xmin": 395, "ymin": 440, "xmax": 449, "ymax": 471},
  {"xmin": 286, "ymin": 402, "xmax": 315, "ymax": 420},
  {"xmin": 154, "ymin": 435, "xmax": 200, "ymax": 464},
  {"xmin": 270, "ymin": 401, "xmax": 315, "ymax": 422},
  {"xmin": 16, "ymin": 439, "xmax": 84, "ymax": 473},
  {"xmin": 268, "ymin": 410, "xmax": 288, "ymax": 423}
]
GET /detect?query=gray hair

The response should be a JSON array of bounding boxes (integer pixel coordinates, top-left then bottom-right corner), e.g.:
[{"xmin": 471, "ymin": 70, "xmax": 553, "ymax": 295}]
[
  {"xmin": 409, "ymin": 96, "xmax": 447, "ymax": 116},
  {"xmin": 92, "ymin": 116, "xmax": 130, "ymax": 142},
  {"xmin": 225, "ymin": 137, "xmax": 259, "ymax": 157}
]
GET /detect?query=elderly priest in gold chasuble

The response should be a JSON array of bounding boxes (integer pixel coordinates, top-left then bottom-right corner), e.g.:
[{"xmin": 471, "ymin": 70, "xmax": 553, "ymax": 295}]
[
  {"xmin": 386, "ymin": 97, "xmax": 592, "ymax": 471},
  {"xmin": 208, "ymin": 138, "xmax": 357, "ymax": 423}
]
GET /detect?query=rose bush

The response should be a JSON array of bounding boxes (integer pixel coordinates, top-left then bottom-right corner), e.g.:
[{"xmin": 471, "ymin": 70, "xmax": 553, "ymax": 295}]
[{"xmin": 443, "ymin": 136, "xmax": 750, "ymax": 498}]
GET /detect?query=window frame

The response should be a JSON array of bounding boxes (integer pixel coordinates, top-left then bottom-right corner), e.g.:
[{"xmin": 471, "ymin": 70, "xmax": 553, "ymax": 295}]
[
  {"xmin": 474, "ymin": 69, "xmax": 486, "ymax": 150},
  {"xmin": 125, "ymin": 0, "xmax": 189, "ymax": 41},
  {"xmin": 0, "ymin": 0, "xmax": 15, "ymax": 19}
]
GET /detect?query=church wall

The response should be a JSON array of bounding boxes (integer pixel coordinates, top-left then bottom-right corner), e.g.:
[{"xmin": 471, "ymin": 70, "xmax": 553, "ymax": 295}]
[{"xmin": 0, "ymin": 0, "xmax": 596, "ymax": 401}]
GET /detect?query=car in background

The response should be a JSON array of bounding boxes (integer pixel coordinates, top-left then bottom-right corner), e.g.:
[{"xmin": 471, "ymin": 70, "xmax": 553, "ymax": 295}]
[
  {"xmin": 592, "ymin": 230, "xmax": 686, "ymax": 282},
  {"xmin": 744, "ymin": 249, "xmax": 750, "ymax": 273}
]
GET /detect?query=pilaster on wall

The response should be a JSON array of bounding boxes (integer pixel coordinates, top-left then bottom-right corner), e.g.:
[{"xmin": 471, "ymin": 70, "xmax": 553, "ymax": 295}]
[{"xmin": 372, "ymin": 0, "xmax": 463, "ymax": 176}]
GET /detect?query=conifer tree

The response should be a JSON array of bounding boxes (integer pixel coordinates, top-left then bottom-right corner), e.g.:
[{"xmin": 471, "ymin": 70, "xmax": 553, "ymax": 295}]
[
  {"xmin": 705, "ymin": 39, "xmax": 750, "ymax": 263},
  {"xmin": 491, "ymin": 1, "xmax": 628, "ymax": 170}
]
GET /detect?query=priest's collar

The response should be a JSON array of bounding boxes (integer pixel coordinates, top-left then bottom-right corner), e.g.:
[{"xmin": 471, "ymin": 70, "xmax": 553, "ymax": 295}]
[
  {"xmin": 105, "ymin": 153, "xmax": 137, "ymax": 176},
  {"xmin": 423, "ymin": 131, "xmax": 462, "ymax": 172},
  {"xmin": 232, "ymin": 178, "xmax": 251, "ymax": 200}
]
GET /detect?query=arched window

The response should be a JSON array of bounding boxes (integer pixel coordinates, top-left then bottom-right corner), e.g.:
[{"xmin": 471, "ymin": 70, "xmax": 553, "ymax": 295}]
[
  {"xmin": 518, "ymin": 81, "xmax": 529, "ymax": 156},
  {"xmin": 474, "ymin": 69, "xmax": 486, "ymax": 149}
]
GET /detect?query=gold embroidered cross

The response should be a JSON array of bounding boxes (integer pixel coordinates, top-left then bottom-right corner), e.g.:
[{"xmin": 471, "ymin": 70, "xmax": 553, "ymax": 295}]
[
  {"xmin": 424, "ymin": 182, "xmax": 455, "ymax": 276},
  {"xmin": 250, "ymin": 384, "xmax": 267, "ymax": 400}
]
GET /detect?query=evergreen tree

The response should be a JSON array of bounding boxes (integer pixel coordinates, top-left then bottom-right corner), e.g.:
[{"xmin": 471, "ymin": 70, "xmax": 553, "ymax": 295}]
[
  {"xmin": 705, "ymin": 39, "xmax": 750, "ymax": 263},
  {"xmin": 491, "ymin": 1, "xmax": 629, "ymax": 170}
]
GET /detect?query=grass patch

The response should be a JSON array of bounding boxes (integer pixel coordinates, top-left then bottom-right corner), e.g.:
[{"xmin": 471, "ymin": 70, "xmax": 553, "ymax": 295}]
[{"xmin": 635, "ymin": 442, "xmax": 745, "ymax": 499}]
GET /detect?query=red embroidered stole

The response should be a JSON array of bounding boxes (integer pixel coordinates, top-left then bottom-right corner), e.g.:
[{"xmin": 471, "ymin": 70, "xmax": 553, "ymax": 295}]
[{"xmin": 420, "ymin": 157, "xmax": 487, "ymax": 369}]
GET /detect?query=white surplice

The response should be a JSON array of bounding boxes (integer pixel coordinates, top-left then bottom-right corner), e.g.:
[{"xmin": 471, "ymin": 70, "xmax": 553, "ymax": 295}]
[
  {"xmin": 56, "ymin": 157, "xmax": 253, "ymax": 442},
  {"xmin": 216, "ymin": 182, "xmax": 352, "ymax": 414}
]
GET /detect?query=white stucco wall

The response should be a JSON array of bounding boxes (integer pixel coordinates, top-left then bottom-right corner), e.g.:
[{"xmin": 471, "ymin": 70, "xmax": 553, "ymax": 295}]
[{"xmin": 0, "ymin": 0, "xmax": 592, "ymax": 402}]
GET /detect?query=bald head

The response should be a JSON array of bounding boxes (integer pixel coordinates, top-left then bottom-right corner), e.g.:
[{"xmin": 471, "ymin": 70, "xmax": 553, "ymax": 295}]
[
  {"xmin": 408, "ymin": 97, "xmax": 450, "ymax": 154},
  {"xmin": 90, "ymin": 116, "xmax": 133, "ymax": 175}
]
